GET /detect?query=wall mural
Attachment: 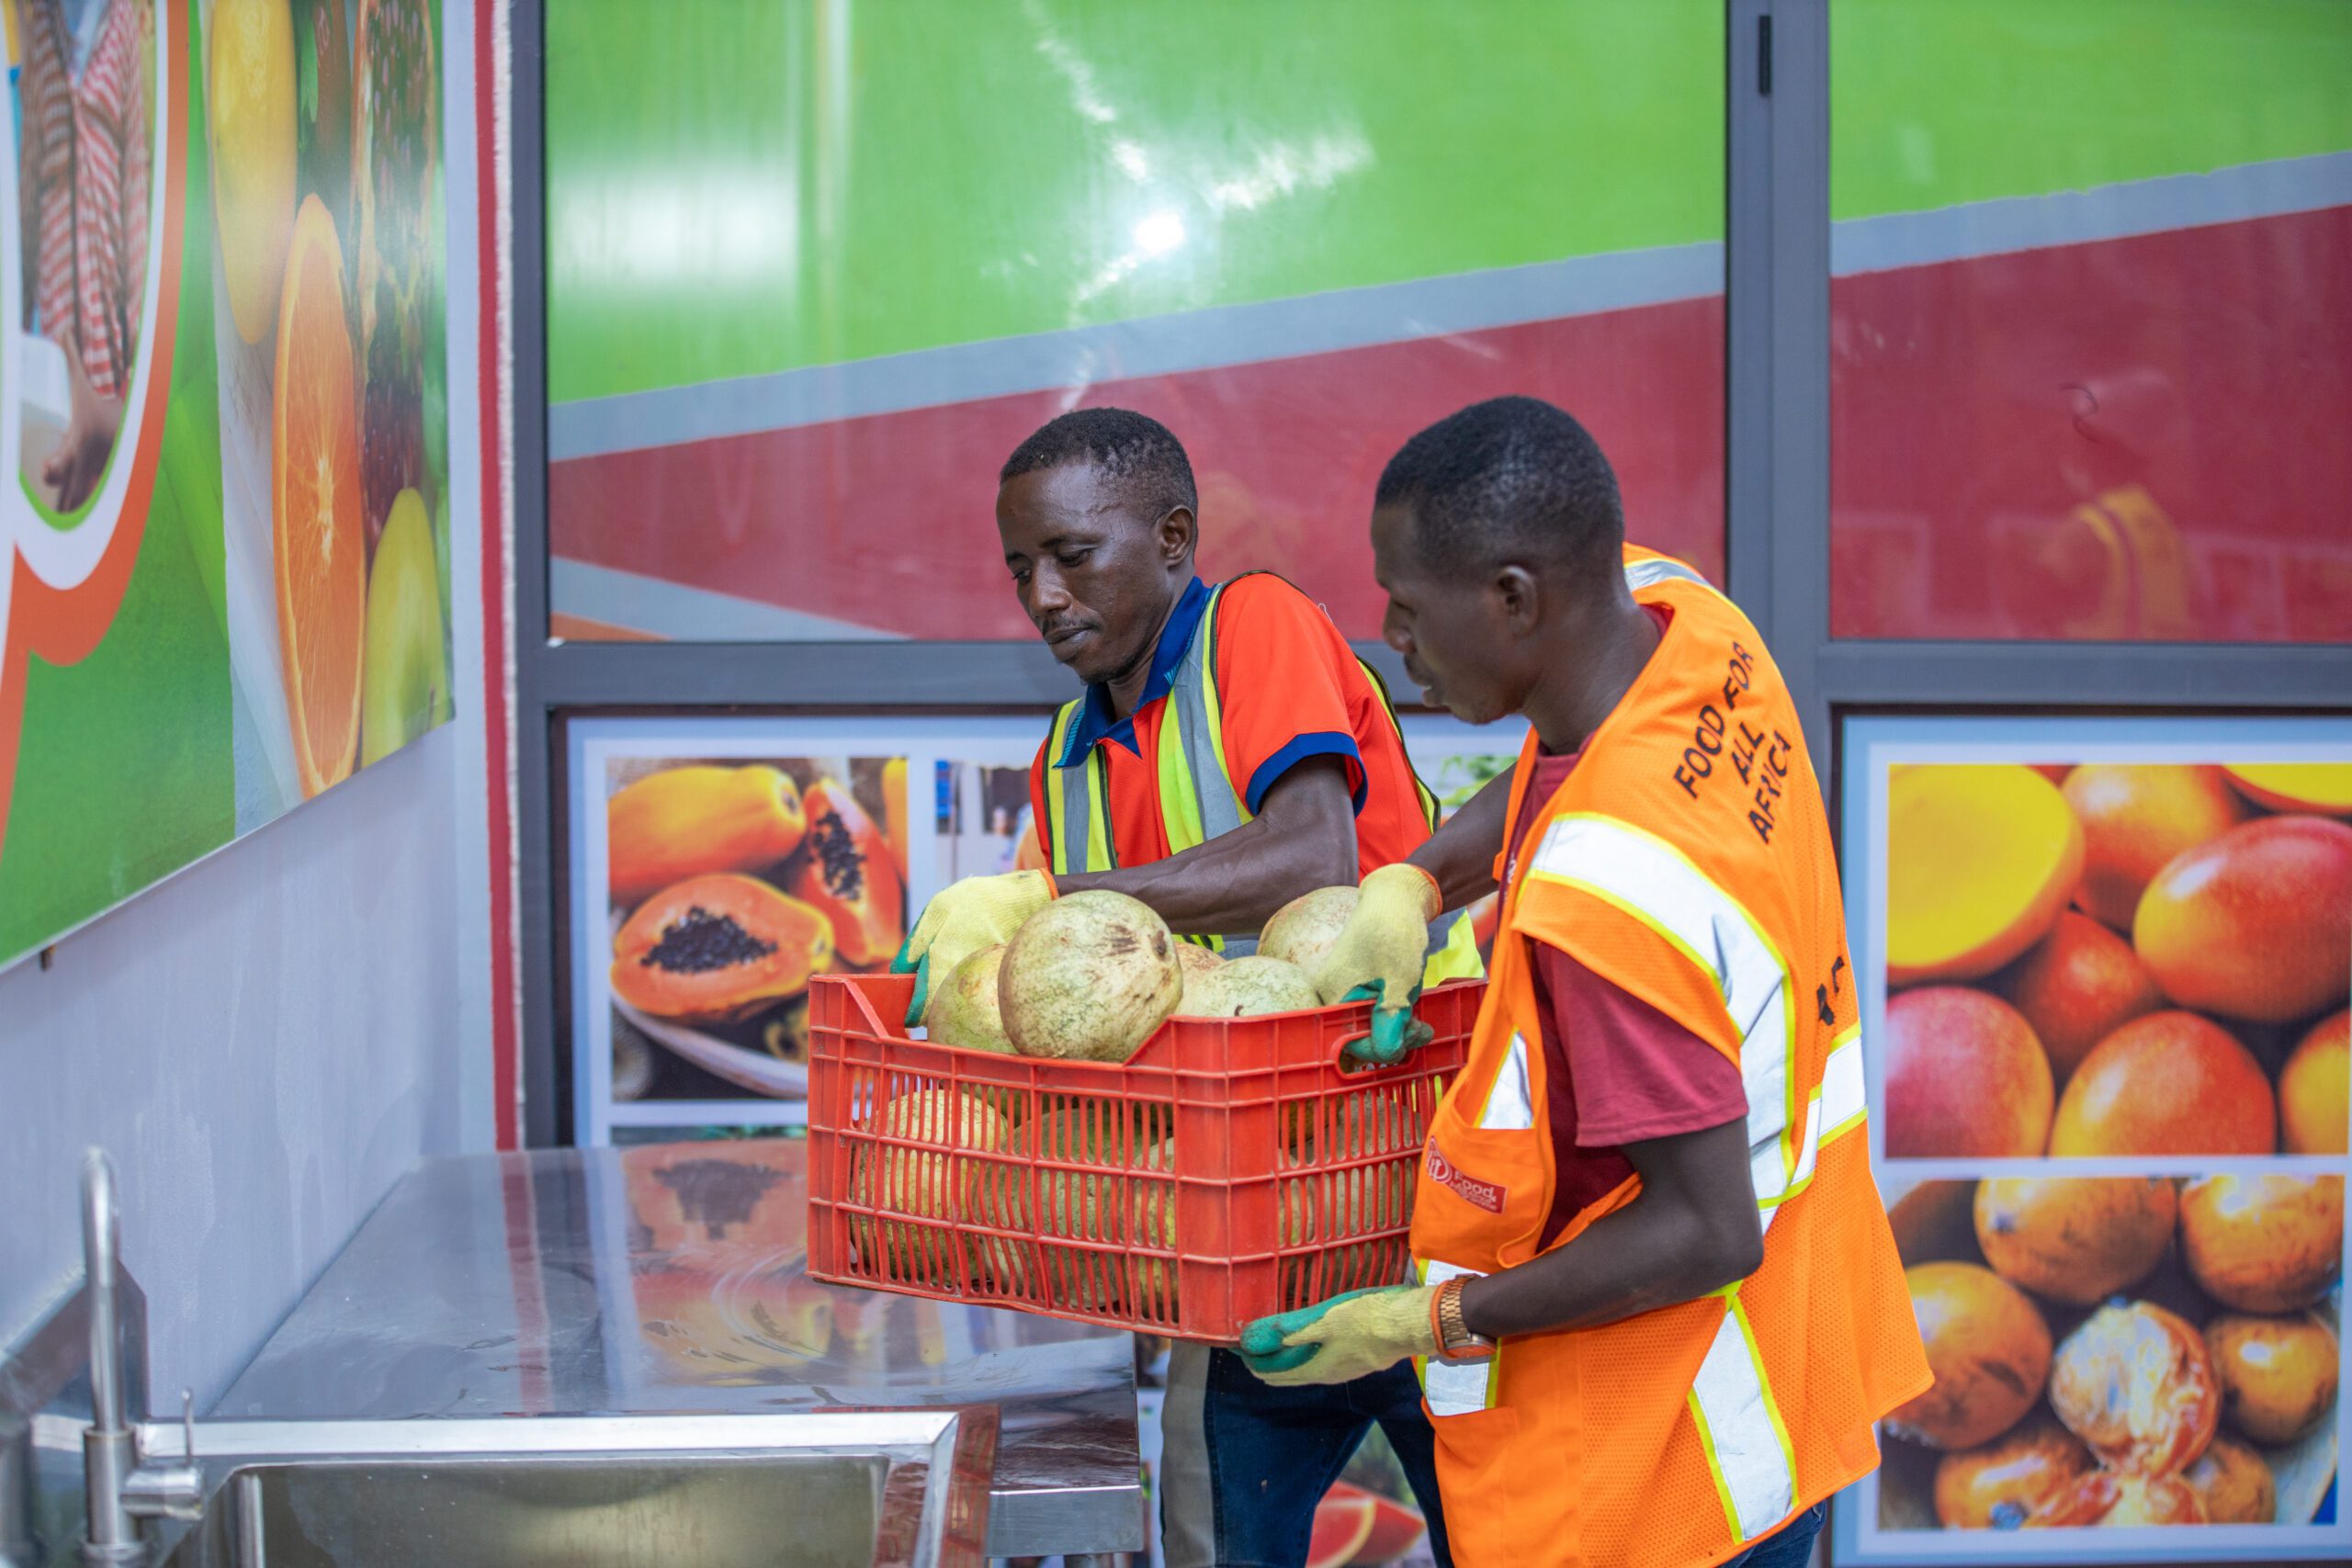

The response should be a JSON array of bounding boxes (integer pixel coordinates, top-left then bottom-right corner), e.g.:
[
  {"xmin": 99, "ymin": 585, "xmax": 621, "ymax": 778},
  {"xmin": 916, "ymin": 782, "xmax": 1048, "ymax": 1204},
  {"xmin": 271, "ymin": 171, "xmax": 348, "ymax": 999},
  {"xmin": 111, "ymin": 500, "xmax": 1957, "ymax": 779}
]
[{"xmin": 0, "ymin": 0, "xmax": 450, "ymax": 968}]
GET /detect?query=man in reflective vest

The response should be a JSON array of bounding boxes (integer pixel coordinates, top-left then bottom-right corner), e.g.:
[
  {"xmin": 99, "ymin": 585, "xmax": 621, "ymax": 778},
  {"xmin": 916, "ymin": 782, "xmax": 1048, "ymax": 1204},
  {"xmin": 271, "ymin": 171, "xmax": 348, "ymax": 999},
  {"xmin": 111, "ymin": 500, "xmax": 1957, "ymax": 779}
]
[
  {"xmin": 897, "ymin": 406, "xmax": 1477, "ymax": 1568},
  {"xmin": 1240, "ymin": 397, "xmax": 1930, "ymax": 1568}
]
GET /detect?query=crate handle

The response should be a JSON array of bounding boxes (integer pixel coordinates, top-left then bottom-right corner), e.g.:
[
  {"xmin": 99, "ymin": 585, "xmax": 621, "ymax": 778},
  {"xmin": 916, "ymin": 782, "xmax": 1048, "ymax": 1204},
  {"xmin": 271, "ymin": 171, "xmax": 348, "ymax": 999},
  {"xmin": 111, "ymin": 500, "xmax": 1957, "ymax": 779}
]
[{"xmin": 1327, "ymin": 1030, "xmax": 1396, "ymax": 1073}]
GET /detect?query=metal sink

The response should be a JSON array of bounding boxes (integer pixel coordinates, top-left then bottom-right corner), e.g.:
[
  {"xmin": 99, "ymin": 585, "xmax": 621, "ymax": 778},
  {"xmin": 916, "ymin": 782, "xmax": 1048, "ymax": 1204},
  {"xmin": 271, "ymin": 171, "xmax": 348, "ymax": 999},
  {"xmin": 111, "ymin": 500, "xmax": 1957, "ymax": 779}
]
[
  {"xmin": 153, "ymin": 1456, "xmax": 883, "ymax": 1568},
  {"xmin": 141, "ymin": 1413, "xmax": 993, "ymax": 1568}
]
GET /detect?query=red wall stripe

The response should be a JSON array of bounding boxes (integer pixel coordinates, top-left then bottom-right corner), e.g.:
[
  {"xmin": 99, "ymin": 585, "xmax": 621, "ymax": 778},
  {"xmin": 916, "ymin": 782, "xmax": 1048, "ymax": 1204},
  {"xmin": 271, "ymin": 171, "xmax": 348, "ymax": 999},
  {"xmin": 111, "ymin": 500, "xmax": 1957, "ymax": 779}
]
[{"xmin": 476, "ymin": 0, "xmax": 518, "ymax": 1149}]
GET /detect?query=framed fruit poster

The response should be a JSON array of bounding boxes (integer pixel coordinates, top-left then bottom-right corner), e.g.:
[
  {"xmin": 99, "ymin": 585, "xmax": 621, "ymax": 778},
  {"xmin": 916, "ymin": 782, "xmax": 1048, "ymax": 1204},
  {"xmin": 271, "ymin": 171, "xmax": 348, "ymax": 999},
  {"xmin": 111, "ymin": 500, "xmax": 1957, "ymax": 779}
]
[
  {"xmin": 565, "ymin": 710, "xmax": 1532, "ymax": 1147},
  {"xmin": 567, "ymin": 714, "xmax": 1048, "ymax": 1146},
  {"xmin": 0, "ymin": 0, "xmax": 453, "ymax": 970},
  {"xmin": 1836, "ymin": 716, "xmax": 2352, "ymax": 1563}
]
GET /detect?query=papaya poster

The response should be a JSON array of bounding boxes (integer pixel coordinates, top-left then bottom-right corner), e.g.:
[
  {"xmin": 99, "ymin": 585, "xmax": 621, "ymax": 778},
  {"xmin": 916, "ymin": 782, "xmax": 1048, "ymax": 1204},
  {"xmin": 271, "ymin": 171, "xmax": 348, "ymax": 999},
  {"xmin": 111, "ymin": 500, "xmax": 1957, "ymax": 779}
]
[
  {"xmin": 1839, "ymin": 716, "xmax": 2351, "ymax": 1562},
  {"xmin": 569, "ymin": 713, "xmax": 1528, "ymax": 1144},
  {"xmin": 0, "ymin": 0, "xmax": 451, "ymax": 970},
  {"xmin": 568, "ymin": 715, "xmax": 1035, "ymax": 1145}
]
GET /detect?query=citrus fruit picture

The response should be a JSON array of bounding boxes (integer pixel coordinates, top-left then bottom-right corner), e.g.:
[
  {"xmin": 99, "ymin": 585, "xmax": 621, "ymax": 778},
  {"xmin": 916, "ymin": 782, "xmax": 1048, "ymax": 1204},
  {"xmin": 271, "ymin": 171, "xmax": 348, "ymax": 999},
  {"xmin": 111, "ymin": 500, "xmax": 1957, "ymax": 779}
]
[
  {"xmin": 271, "ymin": 195, "xmax": 368, "ymax": 798},
  {"xmin": 210, "ymin": 0, "xmax": 299, "ymax": 344}
]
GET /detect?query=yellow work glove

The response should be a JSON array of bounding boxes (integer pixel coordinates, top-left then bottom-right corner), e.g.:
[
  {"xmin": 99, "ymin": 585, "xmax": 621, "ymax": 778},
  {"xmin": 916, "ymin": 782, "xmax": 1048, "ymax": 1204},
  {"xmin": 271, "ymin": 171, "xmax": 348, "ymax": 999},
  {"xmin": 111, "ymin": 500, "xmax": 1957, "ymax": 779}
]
[
  {"xmin": 1236, "ymin": 1286, "xmax": 1440, "ymax": 1386},
  {"xmin": 1306, "ymin": 863, "xmax": 1442, "ymax": 1064},
  {"xmin": 891, "ymin": 869, "xmax": 1056, "ymax": 1026}
]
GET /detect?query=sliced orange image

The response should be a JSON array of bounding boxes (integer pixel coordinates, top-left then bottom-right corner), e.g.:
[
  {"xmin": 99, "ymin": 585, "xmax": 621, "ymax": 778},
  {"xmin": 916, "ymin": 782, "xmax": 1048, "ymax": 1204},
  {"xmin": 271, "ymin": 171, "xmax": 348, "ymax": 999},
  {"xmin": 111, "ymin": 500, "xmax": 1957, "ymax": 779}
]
[
  {"xmin": 1887, "ymin": 765, "xmax": 2083, "ymax": 983},
  {"xmin": 273, "ymin": 195, "xmax": 368, "ymax": 798},
  {"xmin": 2223, "ymin": 762, "xmax": 2352, "ymax": 817}
]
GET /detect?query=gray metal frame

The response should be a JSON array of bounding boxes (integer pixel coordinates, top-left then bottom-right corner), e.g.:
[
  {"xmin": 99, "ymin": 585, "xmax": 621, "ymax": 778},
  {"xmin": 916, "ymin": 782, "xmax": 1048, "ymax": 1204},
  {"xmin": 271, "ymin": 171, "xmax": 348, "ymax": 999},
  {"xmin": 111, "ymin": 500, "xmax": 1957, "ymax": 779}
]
[{"xmin": 510, "ymin": 0, "xmax": 2348, "ymax": 1147}]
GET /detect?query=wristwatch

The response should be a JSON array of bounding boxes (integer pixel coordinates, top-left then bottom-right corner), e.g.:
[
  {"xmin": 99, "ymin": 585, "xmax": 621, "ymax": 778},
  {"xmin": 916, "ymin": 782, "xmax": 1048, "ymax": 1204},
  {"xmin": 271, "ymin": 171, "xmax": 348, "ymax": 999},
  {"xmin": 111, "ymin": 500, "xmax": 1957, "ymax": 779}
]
[{"xmin": 1433, "ymin": 1277, "xmax": 1497, "ymax": 1361}]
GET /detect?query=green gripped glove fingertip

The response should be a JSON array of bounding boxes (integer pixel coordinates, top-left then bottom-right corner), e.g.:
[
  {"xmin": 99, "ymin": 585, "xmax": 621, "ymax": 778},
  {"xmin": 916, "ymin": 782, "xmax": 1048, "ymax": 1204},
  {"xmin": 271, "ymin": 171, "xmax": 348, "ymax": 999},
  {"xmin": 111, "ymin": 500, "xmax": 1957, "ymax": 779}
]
[
  {"xmin": 901, "ymin": 952, "xmax": 933, "ymax": 1030},
  {"xmin": 888, "ymin": 935, "xmax": 919, "ymax": 976},
  {"xmin": 1237, "ymin": 1318, "xmax": 1290, "ymax": 1358},
  {"xmin": 1340, "ymin": 981, "xmax": 1383, "ymax": 1005},
  {"xmin": 1239, "ymin": 1343, "xmax": 1321, "ymax": 1377}
]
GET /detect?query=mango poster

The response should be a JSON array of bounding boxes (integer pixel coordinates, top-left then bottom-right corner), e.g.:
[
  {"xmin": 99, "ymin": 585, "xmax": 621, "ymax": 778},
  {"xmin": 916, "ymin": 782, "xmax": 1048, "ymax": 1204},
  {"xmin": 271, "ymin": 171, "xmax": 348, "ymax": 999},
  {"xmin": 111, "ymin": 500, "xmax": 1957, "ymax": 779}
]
[
  {"xmin": 0, "ymin": 0, "xmax": 450, "ymax": 968},
  {"xmin": 1848, "ymin": 728, "xmax": 2350, "ymax": 1553}
]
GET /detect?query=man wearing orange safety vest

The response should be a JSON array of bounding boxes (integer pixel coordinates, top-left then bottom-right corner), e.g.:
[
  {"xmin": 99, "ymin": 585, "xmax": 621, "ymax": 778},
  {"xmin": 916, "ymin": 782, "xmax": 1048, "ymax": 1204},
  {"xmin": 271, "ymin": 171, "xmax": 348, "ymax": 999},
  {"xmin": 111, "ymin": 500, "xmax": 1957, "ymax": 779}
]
[
  {"xmin": 897, "ymin": 407, "xmax": 1481, "ymax": 1568},
  {"xmin": 1242, "ymin": 397, "xmax": 1930, "ymax": 1568}
]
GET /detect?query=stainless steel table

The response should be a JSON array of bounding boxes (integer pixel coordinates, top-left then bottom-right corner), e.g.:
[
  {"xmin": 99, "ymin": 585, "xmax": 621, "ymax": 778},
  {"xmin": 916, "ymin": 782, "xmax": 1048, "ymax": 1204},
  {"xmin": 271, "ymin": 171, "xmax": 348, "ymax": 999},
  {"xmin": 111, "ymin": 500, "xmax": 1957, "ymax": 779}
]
[{"xmin": 213, "ymin": 1142, "xmax": 1143, "ymax": 1561}]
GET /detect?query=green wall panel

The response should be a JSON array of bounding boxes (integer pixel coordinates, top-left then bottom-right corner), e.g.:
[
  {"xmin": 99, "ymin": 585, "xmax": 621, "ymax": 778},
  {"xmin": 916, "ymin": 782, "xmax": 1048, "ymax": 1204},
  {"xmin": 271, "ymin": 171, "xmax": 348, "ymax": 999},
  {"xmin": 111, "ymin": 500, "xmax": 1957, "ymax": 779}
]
[
  {"xmin": 546, "ymin": 0, "xmax": 1724, "ymax": 402},
  {"xmin": 1832, "ymin": 0, "xmax": 2352, "ymax": 220}
]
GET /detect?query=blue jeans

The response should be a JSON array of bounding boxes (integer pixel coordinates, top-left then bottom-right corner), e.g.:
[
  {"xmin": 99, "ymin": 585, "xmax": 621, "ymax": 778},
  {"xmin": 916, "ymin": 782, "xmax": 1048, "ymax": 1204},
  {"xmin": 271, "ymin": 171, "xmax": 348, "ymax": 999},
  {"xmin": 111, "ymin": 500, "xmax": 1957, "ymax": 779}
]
[
  {"xmin": 1159, "ymin": 1342, "xmax": 1449, "ymax": 1568},
  {"xmin": 1719, "ymin": 1502, "xmax": 1826, "ymax": 1568}
]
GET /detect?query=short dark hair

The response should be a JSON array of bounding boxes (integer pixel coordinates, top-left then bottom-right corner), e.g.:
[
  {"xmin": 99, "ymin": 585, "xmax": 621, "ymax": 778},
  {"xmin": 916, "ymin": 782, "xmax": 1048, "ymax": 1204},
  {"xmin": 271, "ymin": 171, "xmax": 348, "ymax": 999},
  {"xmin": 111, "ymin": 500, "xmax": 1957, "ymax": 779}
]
[
  {"xmin": 1374, "ymin": 396, "xmax": 1623, "ymax": 579},
  {"xmin": 1000, "ymin": 406, "xmax": 1198, "ymax": 520}
]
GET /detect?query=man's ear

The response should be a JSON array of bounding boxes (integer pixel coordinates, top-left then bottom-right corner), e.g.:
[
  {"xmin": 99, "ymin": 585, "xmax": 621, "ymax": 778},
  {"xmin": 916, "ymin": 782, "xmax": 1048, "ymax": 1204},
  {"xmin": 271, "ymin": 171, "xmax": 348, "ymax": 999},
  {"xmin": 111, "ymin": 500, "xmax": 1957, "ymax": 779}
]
[
  {"xmin": 1159, "ymin": 504, "xmax": 1198, "ymax": 568},
  {"xmin": 1494, "ymin": 563, "xmax": 1541, "ymax": 636}
]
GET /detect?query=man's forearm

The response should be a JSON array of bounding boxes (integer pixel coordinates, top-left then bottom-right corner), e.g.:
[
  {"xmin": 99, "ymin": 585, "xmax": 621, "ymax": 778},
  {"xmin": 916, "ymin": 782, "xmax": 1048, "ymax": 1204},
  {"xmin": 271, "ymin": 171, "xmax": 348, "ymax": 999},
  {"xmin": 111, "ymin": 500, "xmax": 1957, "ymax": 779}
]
[
  {"xmin": 1455, "ymin": 1119, "xmax": 1766, "ymax": 1341},
  {"xmin": 1456, "ymin": 1190, "xmax": 1756, "ymax": 1341},
  {"xmin": 1407, "ymin": 771, "xmax": 1512, "ymax": 911},
  {"xmin": 1055, "ymin": 759, "xmax": 1358, "ymax": 936}
]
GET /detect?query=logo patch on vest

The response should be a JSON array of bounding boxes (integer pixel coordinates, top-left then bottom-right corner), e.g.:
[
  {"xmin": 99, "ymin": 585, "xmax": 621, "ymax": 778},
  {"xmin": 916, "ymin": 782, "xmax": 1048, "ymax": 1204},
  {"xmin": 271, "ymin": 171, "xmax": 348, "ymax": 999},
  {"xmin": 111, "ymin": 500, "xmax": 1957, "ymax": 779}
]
[{"xmin": 1426, "ymin": 1144, "xmax": 1506, "ymax": 1213}]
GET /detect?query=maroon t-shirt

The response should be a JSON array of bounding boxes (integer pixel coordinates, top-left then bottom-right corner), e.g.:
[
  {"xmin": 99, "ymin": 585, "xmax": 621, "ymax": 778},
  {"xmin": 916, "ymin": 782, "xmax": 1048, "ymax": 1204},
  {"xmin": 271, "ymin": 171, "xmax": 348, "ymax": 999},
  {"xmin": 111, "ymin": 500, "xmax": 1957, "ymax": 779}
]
[{"xmin": 1506, "ymin": 612, "xmax": 1749, "ymax": 1247}]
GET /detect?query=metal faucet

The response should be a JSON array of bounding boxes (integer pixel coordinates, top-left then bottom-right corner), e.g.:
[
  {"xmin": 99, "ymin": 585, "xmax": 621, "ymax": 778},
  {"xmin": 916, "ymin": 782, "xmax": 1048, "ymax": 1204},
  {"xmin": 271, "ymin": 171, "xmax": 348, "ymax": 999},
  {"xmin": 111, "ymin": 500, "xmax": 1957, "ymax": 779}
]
[{"xmin": 0, "ymin": 1152, "xmax": 202, "ymax": 1568}]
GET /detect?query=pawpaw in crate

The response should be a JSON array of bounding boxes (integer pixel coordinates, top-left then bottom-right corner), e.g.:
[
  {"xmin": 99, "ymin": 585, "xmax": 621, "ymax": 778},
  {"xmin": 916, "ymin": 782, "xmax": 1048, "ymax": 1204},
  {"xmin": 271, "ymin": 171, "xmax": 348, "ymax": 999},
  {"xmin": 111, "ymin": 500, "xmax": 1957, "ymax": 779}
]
[{"xmin": 805, "ymin": 972, "xmax": 1478, "ymax": 1341}]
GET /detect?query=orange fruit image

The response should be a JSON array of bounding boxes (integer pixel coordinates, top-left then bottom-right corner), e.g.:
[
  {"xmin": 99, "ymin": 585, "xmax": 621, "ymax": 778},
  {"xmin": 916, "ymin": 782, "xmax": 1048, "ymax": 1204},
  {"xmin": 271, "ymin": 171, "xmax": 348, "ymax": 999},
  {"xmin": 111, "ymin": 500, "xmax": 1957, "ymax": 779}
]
[
  {"xmin": 2047, "ymin": 1300, "xmax": 2220, "ymax": 1477},
  {"xmin": 1973, "ymin": 1177, "xmax": 2175, "ymax": 1305},
  {"xmin": 2047, "ymin": 1012, "xmax": 2275, "ymax": 1156},
  {"xmin": 1992, "ymin": 912, "xmax": 2164, "ymax": 1081},
  {"xmin": 2177, "ymin": 1174, "xmax": 2344, "ymax": 1314},
  {"xmin": 2279, "ymin": 1010, "xmax": 2349, "ymax": 1156},
  {"xmin": 1883, "ymin": 988, "xmax": 2053, "ymax": 1158},
  {"xmin": 2029, "ymin": 1471, "xmax": 2208, "ymax": 1527},
  {"xmin": 2224, "ymin": 762, "xmax": 2352, "ymax": 817},
  {"xmin": 2133, "ymin": 816, "xmax": 2352, "ymax": 1022},
  {"xmin": 1932, "ymin": 1413, "xmax": 2092, "ymax": 1529},
  {"xmin": 2204, "ymin": 1312, "xmax": 2340, "ymax": 1446},
  {"xmin": 272, "ymin": 195, "xmax": 368, "ymax": 798},
  {"xmin": 1887, "ymin": 1179, "xmax": 1981, "ymax": 1268},
  {"xmin": 1885, "ymin": 1262, "xmax": 2052, "ymax": 1450},
  {"xmin": 2063, "ymin": 765, "xmax": 2248, "ymax": 931},
  {"xmin": 1888, "ymin": 767, "xmax": 2084, "ymax": 983},
  {"xmin": 2180, "ymin": 1434, "xmax": 2276, "ymax": 1524}
]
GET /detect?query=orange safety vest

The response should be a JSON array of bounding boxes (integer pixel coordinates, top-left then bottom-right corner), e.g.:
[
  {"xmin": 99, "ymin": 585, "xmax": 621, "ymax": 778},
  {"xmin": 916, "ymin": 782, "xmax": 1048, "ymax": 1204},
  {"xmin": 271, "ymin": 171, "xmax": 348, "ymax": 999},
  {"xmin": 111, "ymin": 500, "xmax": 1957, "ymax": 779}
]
[{"xmin": 1408, "ymin": 547, "xmax": 1929, "ymax": 1568}]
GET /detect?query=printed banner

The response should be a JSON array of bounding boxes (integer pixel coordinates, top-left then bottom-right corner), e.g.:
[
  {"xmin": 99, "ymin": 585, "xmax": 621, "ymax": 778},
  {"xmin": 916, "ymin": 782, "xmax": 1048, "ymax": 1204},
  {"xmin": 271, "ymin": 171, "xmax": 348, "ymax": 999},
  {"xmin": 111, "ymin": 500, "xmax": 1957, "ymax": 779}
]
[
  {"xmin": 0, "ymin": 0, "xmax": 452, "ymax": 968},
  {"xmin": 1838, "ymin": 716, "xmax": 2350, "ymax": 1563}
]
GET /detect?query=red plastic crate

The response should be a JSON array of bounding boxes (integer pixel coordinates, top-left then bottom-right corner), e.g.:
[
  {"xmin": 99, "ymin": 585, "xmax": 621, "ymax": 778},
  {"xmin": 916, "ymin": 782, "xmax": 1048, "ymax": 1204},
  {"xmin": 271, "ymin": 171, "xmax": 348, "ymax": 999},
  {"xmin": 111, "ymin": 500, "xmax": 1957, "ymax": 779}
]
[{"xmin": 806, "ymin": 972, "xmax": 1480, "ymax": 1342}]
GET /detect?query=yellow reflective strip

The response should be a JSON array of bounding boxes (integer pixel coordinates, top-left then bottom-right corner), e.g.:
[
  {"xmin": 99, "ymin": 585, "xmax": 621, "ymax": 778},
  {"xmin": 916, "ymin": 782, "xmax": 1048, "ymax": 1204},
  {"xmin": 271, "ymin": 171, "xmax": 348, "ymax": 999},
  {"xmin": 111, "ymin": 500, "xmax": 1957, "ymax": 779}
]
[
  {"xmin": 1476, "ymin": 1033, "xmax": 1535, "ymax": 1132},
  {"xmin": 1687, "ymin": 1387, "xmax": 1746, "ymax": 1543},
  {"xmin": 1197, "ymin": 587, "xmax": 1253, "ymax": 826},
  {"xmin": 1527, "ymin": 814, "xmax": 1799, "ymax": 1193},
  {"xmin": 1735, "ymin": 1292, "xmax": 1802, "ymax": 1516},
  {"xmin": 1413, "ymin": 1258, "xmax": 1497, "ymax": 1416},
  {"xmin": 1822, "ymin": 1028, "xmax": 1866, "ymax": 1143},
  {"xmin": 1358, "ymin": 654, "xmax": 1443, "ymax": 831},
  {"xmin": 1688, "ymin": 1290, "xmax": 1798, "ymax": 1542},
  {"xmin": 1083, "ymin": 752, "xmax": 1114, "ymax": 873},
  {"xmin": 1045, "ymin": 705, "xmax": 1077, "ymax": 875},
  {"xmin": 1157, "ymin": 697, "xmax": 1206, "ymax": 853}
]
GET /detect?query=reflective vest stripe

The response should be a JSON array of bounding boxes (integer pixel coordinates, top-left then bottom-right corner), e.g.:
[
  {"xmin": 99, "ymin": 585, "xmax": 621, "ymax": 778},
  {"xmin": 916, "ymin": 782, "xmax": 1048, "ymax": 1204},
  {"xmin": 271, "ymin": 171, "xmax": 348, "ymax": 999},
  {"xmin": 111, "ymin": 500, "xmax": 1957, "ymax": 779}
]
[
  {"xmin": 1165, "ymin": 583, "xmax": 1256, "ymax": 954},
  {"xmin": 1527, "ymin": 815, "xmax": 1800, "ymax": 1209},
  {"xmin": 1050, "ymin": 745, "xmax": 1114, "ymax": 874},
  {"xmin": 1414, "ymin": 1258, "xmax": 1498, "ymax": 1416},
  {"xmin": 1476, "ymin": 1032, "xmax": 1536, "ymax": 1133},
  {"xmin": 1043, "ymin": 576, "xmax": 1481, "ymax": 975},
  {"xmin": 1821, "ymin": 1026, "xmax": 1865, "ymax": 1143},
  {"xmin": 1625, "ymin": 556, "xmax": 1715, "ymax": 594},
  {"xmin": 1687, "ymin": 1289, "xmax": 1799, "ymax": 1543}
]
